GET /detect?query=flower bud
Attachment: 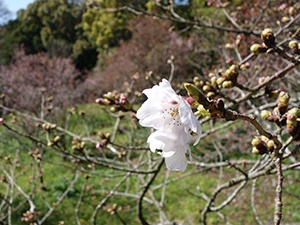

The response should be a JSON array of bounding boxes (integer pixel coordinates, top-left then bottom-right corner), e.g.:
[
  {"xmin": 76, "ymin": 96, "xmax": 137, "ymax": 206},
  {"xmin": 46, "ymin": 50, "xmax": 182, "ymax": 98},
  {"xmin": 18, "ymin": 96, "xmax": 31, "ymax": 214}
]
[
  {"xmin": 251, "ymin": 136, "xmax": 261, "ymax": 146},
  {"xmin": 267, "ymin": 139, "xmax": 275, "ymax": 152},
  {"xmin": 103, "ymin": 92, "xmax": 115, "ymax": 99},
  {"xmin": 207, "ymin": 92, "xmax": 215, "ymax": 98},
  {"xmin": 225, "ymin": 65, "xmax": 239, "ymax": 81},
  {"xmin": 261, "ymin": 28, "xmax": 275, "ymax": 47},
  {"xmin": 261, "ymin": 110, "xmax": 272, "ymax": 120},
  {"xmin": 203, "ymin": 85, "xmax": 212, "ymax": 92},
  {"xmin": 289, "ymin": 40, "xmax": 298, "ymax": 50},
  {"xmin": 193, "ymin": 76, "xmax": 200, "ymax": 84},
  {"xmin": 287, "ymin": 108, "xmax": 300, "ymax": 117},
  {"xmin": 53, "ymin": 136, "xmax": 60, "ymax": 143},
  {"xmin": 216, "ymin": 77, "xmax": 226, "ymax": 86},
  {"xmin": 251, "ymin": 136, "xmax": 268, "ymax": 154},
  {"xmin": 252, "ymin": 147, "xmax": 260, "ymax": 154},
  {"xmin": 250, "ymin": 44, "xmax": 267, "ymax": 54},
  {"xmin": 210, "ymin": 76, "xmax": 217, "ymax": 86},
  {"xmin": 110, "ymin": 106, "xmax": 118, "ymax": 113},
  {"xmin": 286, "ymin": 114, "xmax": 297, "ymax": 133},
  {"xmin": 222, "ymin": 80, "xmax": 233, "ymax": 89},
  {"xmin": 286, "ymin": 108, "xmax": 300, "ymax": 137},
  {"xmin": 95, "ymin": 98, "xmax": 111, "ymax": 105},
  {"xmin": 277, "ymin": 91, "xmax": 290, "ymax": 114}
]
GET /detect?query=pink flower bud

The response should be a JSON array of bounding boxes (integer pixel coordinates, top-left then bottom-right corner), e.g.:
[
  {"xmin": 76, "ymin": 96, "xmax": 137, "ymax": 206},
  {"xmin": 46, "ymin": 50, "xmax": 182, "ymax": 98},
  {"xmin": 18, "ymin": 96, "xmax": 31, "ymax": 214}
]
[{"xmin": 119, "ymin": 94, "xmax": 127, "ymax": 104}]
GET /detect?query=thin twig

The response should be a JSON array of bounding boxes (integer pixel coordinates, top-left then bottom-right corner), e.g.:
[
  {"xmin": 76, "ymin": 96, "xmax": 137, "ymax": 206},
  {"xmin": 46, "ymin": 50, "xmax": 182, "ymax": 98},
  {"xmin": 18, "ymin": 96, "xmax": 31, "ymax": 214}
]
[
  {"xmin": 274, "ymin": 154, "xmax": 284, "ymax": 225},
  {"xmin": 138, "ymin": 159, "xmax": 164, "ymax": 225},
  {"xmin": 251, "ymin": 178, "xmax": 264, "ymax": 225},
  {"xmin": 38, "ymin": 170, "xmax": 80, "ymax": 224},
  {"xmin": 92, "ymin": 172, "xmax": 131, "ymax": 225}
]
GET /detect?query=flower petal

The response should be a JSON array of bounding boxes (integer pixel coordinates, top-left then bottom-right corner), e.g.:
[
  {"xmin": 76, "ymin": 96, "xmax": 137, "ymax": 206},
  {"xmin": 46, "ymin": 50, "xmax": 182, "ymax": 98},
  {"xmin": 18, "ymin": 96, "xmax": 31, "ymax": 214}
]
[{"xmin": 164, "ymin": 149, "xmax": 187, "ymax": 172}]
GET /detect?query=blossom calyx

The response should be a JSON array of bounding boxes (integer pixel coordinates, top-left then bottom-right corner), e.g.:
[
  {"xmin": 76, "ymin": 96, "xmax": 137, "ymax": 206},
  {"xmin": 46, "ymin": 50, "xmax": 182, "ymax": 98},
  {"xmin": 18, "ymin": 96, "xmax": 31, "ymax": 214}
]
[{"xmin": 261, "ymin": 28, "xmax": 275, "ymax": 47}]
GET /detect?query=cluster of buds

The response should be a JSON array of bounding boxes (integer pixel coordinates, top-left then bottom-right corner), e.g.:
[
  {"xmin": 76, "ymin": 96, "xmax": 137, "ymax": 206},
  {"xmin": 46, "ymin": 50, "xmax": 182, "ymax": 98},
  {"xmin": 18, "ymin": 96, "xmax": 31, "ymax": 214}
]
[
  {"xmin": 118, "ymin": 150, "xmax": 126, "ymax": 158},
  {"xmin": 44, "ymin": 96, "xmax": 54, "ymax": 112},
  {"xmin": 192, "ymin": 65, "xmax": 241, "ymax": 99},
  {"xmin": 104, "ymin": 203, "xmax": 118, "ymax": 215},
  {"xmin": 104, "ymin": 203, "xmax": 127, "ymax": 215},
  {"xmin": 47, "ymin": 136, "xmax": 61, "ymax": 147},
  {"xmin": 29, "ymin": 148, "xmax": 42, "ymax": 162},
  {"xmin": 261, "ymin": 90, "xmax": 300, "ymax": 140},
  {"xmin": 96, "ymin": 92, "xmax": 132, "ymax": 113},
  {"xmin": 72, "ymin": 138, "xmax": 85, "ymax": 152},
  {"xmin": 261, "ymin": 91, "xmax": 290, "ymax": 125},
  {"xmin": 250, "ymin": 28, "xmax": 275, "ymax": 54},
  {"xmin": 96, "ymin": 132, "xmax": 110, "ymax": 149},
  {"xmin": 251, "ymin": 135, "xmax": 275, "ymax": 155},
  {"xmin": 21, "ymin": 210, "xmax": 35, "ymax": 224},
  {"xmin": 193, "ymin": 75, "xmax": 216, "ymax": 99},
  {"xmin": 288, "ymin": 40, "xmax": 300, "ymax": 55},
  {"xmin": 37, "ymin": 122, "xmax": 57, "ymax": 132}
]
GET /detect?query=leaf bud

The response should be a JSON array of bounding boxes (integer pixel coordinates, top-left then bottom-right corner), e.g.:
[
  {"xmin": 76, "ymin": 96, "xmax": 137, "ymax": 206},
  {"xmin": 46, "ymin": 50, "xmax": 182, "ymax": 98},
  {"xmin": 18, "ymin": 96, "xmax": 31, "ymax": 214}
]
[
  {"xmin": 184, "ymin": 83, "xmax": 201, "ymax": 102},
  {"xmin": 261, "ymin": 28, "xmax": 275, "ymax": 47},
  {"xmin": 196, "ymin": 105, "xmax": 210, "ymax": 117}
]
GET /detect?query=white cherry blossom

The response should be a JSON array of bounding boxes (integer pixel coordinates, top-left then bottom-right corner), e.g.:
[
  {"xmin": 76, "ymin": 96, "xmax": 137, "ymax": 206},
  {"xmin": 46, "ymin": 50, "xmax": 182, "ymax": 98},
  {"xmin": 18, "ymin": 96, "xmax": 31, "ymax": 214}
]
[{"xmin": 136, "ymin": 79, "xmax": 201, "ymax": 171}]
